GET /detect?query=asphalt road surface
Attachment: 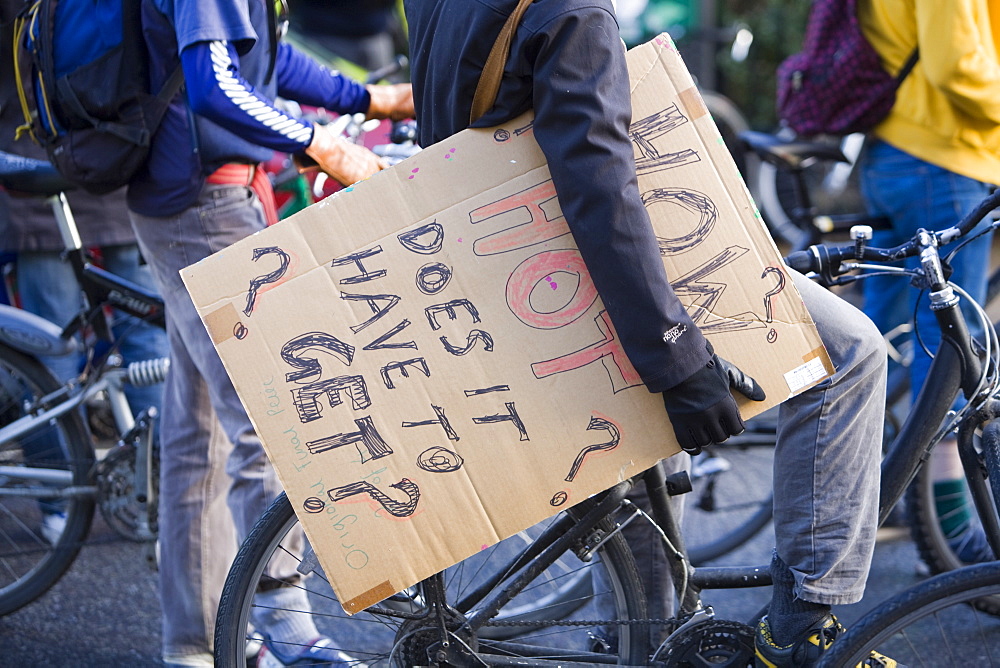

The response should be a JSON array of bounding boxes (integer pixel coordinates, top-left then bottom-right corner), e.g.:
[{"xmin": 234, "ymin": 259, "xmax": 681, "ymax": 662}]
[{"xmin": 0, "ymin": 511, "xmax": 162, "ymax": 667}]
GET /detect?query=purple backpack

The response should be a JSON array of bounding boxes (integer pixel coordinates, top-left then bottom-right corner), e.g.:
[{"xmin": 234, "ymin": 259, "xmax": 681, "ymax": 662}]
[{"xmin": 776, "ymin": 0, "xmax": 918, "ymax": 137}]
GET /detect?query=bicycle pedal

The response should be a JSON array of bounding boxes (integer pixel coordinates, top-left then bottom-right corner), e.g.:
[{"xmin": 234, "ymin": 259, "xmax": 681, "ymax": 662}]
[{"xmin": 665, "ymin": 471, "xmax": 692, "ymax": 496}]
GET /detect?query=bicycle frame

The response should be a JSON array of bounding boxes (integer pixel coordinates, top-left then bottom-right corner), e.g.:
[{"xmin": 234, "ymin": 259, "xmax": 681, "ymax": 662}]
[
  {"xmin": 0, "ymin": 189, "xmax": 166, "ymax": 422},
  {"xmin": 643, "ymin": 220, "xmax": 1000, "ymax": 641},
  {"xmin": 385, "ymin": 231, "xmax": 1000, "ymax": 666},
  {"xmin": 0, "ymin": 151, "xmax": 168, "ymax": 541},
  {"xmin": 50, "ymin": 191, "xmax": 165, "ymax": 339}
]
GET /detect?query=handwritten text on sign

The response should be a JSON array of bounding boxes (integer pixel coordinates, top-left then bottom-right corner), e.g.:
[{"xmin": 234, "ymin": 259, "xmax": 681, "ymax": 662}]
[{"xmin": 183, "ymin": 34, "xmax": 826, "ymax": 612}]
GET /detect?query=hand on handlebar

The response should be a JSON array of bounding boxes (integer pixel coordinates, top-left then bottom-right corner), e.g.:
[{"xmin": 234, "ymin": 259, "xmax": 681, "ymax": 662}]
[
  {"xmin": 302, "ymin": 123, "xmax": 388, "ymax": 186},
  {"xmin": 366, "ymin": 83, "xmax": 414, "ymax": 121},
  {"xmin": 662, "ymin": 349, "xmax": 766, "ymax": 456}
]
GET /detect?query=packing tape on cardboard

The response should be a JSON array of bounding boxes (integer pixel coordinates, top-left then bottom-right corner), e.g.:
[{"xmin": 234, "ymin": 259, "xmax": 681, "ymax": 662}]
[
  {"xmin": 678, "ymin": 86, "xmax": 708, "ymax": 120},
  {"xmin": 203, "ymin": 303, "xmax": 243, "ymax": 344},
  {"xmin": 344, "ymin": 580, "xmax": 396, "ymax": 614}
]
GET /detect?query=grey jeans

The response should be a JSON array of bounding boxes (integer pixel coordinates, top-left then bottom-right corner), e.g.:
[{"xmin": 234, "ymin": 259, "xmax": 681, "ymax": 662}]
[
  {"xmin": 770, "ymin": 272, "xmax": 885, "ymax": 605},
  {"xmin": 130, "ymin": 184, "xmax": 287, "ymax": 661},
  {"xmin": 627, "ymin": 272, "xmax": 885, "ymax": 618}
]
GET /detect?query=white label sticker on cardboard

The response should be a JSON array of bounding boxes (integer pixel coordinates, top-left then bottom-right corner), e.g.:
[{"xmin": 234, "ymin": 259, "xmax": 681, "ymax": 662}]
[{"xmin": 784, "ymin": 357, "xmax": 829, "ymax": 393}]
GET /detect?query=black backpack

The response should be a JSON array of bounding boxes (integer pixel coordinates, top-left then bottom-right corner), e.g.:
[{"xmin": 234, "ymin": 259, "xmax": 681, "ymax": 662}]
[{"xmin": 12, "ymin": 0, "xmax": 184, "ymax": 195}]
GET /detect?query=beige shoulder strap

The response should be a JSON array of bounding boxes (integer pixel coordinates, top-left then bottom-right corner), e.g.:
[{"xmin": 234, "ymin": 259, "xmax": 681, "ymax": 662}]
[{"xmin": 469, "ymin": 0, "xmax": 535, "ymax": 125}]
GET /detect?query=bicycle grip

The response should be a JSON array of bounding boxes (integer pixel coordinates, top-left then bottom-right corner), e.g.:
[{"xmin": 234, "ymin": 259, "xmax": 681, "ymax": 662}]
[{"xmin": 784, "ymin": 250, "xmax": 816, "ymax": 274}]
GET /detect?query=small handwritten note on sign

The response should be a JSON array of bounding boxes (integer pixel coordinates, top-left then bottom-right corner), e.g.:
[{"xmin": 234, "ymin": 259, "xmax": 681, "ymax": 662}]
[{"xmin": 181, "ymin": 34, "xmax": 831, "ymax": 613}]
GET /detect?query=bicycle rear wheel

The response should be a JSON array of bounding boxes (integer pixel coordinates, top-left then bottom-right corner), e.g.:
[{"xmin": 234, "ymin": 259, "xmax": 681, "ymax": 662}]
[
  {"xmin": 753, "ymin": 132, "xmax": 867, "ymax": 249},
  {"xmin": 215, "ymin": 492, "xmax": 649, "ymax": 666},
  {"xmin": 0, "ymin": 342, "xmax": 95, "ymax": 615},
  {"xmin": 818, "ymin": 563, "xmax": 1000, "ymax": 667},
  {"xmin": 683, "ymin": 411, "xmax": 775, "ymax": 565}
]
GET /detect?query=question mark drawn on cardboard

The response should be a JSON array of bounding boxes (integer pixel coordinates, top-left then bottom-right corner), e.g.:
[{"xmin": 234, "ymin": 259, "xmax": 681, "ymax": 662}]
[
  {"xmin": 761, "ymin": 266, "xmax": 786, "ymax": 324},
  {"xmin": 565, "ymin": 416, "xmax": 621, "ymax": 482},
  {"xmin": 244, "ymin": 246, "xmax": 290, "ymax": 317}
]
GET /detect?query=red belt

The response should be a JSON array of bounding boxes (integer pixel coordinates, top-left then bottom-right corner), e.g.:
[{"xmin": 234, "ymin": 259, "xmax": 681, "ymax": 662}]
[{"xmin": 206, "ymin": 163, "xmax": 279, "ymax": 227}]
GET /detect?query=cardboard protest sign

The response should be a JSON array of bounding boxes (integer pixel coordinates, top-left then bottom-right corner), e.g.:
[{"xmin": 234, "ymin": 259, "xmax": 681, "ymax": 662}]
[{"xmin": 181, "ymin": 34, "xmax": 832, "ymax": 613}]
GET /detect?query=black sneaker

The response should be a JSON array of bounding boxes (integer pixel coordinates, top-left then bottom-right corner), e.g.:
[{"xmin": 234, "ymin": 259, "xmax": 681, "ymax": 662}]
[{"xmin": 754, "ymin": 614, "xmax": 904, "ymax": 667}]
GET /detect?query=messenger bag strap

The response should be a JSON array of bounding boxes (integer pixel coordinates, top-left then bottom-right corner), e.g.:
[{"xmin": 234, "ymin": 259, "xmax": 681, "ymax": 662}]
[
  {"xmin": 469, "ymin": 0, "xmax": 535, "ymax": 125},
  {"xmin": 897, "ymin": 48, "xmax": 919, "ymax": 85}
]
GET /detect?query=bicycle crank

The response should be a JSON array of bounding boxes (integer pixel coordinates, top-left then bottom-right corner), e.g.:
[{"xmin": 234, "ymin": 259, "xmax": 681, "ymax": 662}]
[
  {"xmin": 95, "ymin": 440, "xmax": 159, "ymax": 542},
  {"xmin": 653, "ymin": 619, "xmax": 755, "ymax": 667}
]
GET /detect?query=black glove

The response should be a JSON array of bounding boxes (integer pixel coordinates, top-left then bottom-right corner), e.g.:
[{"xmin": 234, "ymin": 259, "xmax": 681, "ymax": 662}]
[{"xmin": 662, "ymin": 351, "xmax": 766, "ymax": 455}]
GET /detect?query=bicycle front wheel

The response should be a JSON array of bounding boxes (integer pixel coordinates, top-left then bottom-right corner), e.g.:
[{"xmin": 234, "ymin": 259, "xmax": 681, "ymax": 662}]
[
  {"xmin": 216, "ymin": 492, "xmax": 649, "ymax": 666},
  {"xmin": 0, "ymin": 342, "xmax": 95, "ymax": 615},
  {"xmin": 818, "ymin": 563, "xmax": 1000, "ymax": 667},
  {"xmin": 906, "ymin": 441, "xmax": 1000, "ymax": 615}
]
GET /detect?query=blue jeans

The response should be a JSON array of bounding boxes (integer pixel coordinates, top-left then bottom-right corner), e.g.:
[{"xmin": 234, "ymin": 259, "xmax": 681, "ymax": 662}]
[
  {"xmin": 17, "ymin": 244, "xmax": 167, "ymax": 422},
  {"xmin": 859, "ymin": 140, "xmax": 993, "ymax": 399},
  {"xmin": 17, "ymin": 245, "xmax": 167, "ymax": 515},
  {"xmin": 129, "ymin": 184, "xmax": 288, "ymax": 662}
]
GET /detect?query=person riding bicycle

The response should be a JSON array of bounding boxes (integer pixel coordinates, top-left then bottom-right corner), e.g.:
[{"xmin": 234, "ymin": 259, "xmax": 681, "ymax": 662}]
[
  {"xmin": 859, "ymin": 0, "xmax": 1000, "ymax": 566},
  {"xmin": 126, "ymin": 0, "xmax": 413, "ymax": 665},
  {"xmin": 404, "ymin": 1, "xmax": 892, "ymax": 666}
]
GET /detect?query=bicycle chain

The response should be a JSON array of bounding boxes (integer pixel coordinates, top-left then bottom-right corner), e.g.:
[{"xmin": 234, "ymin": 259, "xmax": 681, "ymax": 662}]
[{"xmin": 482, "ymin": 617, "xmax": 674, "ymax": 628}]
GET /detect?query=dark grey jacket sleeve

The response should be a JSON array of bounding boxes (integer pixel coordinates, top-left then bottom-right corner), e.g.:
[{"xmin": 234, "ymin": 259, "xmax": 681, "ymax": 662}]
[{"xmin": 526, "ymin": 8, "xmax": 710, "ymax": 391}]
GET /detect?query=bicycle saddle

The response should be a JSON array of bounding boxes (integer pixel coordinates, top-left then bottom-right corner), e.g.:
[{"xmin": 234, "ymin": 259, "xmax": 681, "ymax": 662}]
[
  {"xmin": 0, "ymin": 150, "xmax": 76, "ymax": 197},
  {"xmin": 739, "ymin": 130, "xmax": 849, "ymax": 171}
]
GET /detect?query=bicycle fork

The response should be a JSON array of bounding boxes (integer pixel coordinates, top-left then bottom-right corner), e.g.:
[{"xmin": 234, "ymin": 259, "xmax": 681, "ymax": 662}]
[{"xmin": 959, "ymin": 403, "xmax": 1000, "ymax": 559}]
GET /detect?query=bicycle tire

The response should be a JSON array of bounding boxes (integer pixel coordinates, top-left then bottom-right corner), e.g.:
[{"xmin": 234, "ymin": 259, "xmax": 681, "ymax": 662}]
[
  {"xmin": 216, "ymin": 492, "xmax": 649, "ymax": 667},
  {"xmin": 753, "ymin": 132, "xmax": 867, "ymax": 248},
  {"xmin": 701, "ymin": 90, "xmax": 759, "ymax": 202},
  {"xmin": 684, "ymin": 411, "xmax": 776, "ymax": 565},
  {"xmin": 817, "ymin": 563, "xmax": 1000, "ymax": 667},
  {"xmin": 0, "ymin": 342, "xmax": 95, "ymax": 616},
  {"xmin": 905, "ymin": 453, "xmax": 1000, "ymax": 615}
]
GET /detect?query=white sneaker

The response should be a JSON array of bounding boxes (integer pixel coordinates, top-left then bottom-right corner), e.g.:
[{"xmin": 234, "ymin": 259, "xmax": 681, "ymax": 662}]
[
  {"xmin": 257, "ymin": 636, "xmax": 366, "ymax": 667},
  {"xmin": 245, "ymin": 629, "xmax": 264, "ymax": 660},
  {"xmin": 40, "ymin": 511, "xmax": 67, "ymax": 545}
]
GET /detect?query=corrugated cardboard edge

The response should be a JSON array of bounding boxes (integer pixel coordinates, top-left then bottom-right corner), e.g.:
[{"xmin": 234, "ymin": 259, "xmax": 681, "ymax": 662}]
[{"xmin": 181, "ymin": 33, "xmax": 837, "ymax": 612}]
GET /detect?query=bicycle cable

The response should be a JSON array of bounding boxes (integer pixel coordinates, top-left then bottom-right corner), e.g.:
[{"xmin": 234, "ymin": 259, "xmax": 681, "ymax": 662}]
[{"xmin": 824, "ymin": 253, "xmax": 999, "ymax": 443}]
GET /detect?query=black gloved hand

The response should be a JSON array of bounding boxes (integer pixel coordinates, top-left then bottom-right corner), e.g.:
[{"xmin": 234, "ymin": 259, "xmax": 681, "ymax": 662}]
[{"xmin": 661, "ymin": 351, "xmax": 766, "ymax": 455}]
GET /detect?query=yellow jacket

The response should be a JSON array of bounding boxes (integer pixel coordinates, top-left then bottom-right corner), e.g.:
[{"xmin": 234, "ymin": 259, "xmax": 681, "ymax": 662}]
[{"xmin": 859, "ymin": 0, "xmax": 1000, "ymax": 184}]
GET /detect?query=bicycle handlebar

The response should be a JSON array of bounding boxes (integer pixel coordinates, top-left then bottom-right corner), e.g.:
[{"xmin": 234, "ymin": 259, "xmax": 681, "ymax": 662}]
[
  {"xmin": 783, "ymin": 239, "xmax": 922, "ymax": 280},
  {"xmin": 784, "ymin": 189, "xmax": 1000, "ymax": 277}
]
